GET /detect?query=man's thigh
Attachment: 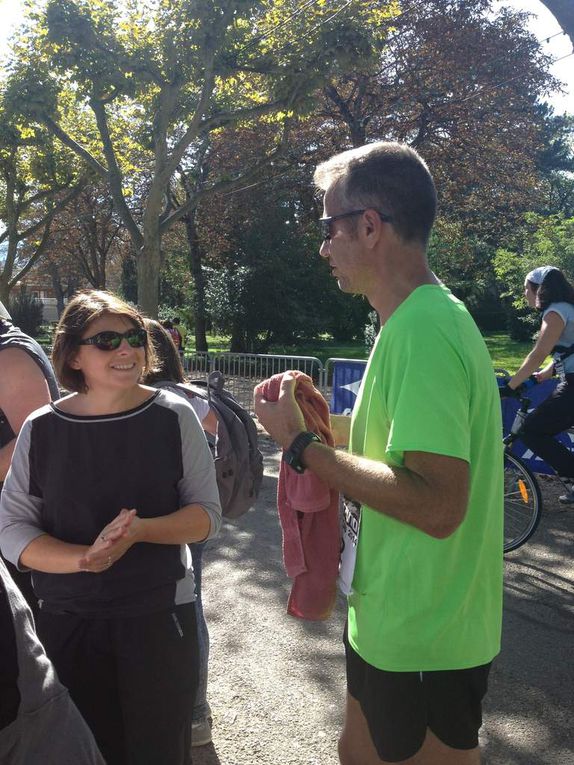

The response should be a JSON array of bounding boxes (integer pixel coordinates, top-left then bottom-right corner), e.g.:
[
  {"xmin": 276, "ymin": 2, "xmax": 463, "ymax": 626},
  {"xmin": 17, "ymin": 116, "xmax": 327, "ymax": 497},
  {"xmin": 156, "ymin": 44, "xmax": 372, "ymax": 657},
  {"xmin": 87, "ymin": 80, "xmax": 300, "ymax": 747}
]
[
  {"xmin": 339, "ymin": 694, "xmax": 481, "ymax": 765},
  {"xmin": 342, "ymin": 632, "xmax": 489, "ymax": 764}
]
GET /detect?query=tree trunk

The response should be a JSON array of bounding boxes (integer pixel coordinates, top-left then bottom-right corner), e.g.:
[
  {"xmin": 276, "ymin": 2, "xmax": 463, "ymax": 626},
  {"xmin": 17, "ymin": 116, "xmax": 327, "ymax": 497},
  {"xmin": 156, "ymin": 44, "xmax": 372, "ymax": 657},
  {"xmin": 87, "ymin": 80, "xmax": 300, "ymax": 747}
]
[
  {"xmin": 46, "ymin": 262, "xmax": 66, "ymax": 317},
  {"xmin": 183, "ymin": 212, "xmax": 209, "ymax": 352},
  {"xmin": 0, "ymin": 279, "xmax": 10, "ymax": 308},
  {"xmin": 230, "ymin": 320, "xmax": 246, "ymax": 353},
  {"xmin": 136, "ymin": 240, "xmax": 161, "ymax": 317}
]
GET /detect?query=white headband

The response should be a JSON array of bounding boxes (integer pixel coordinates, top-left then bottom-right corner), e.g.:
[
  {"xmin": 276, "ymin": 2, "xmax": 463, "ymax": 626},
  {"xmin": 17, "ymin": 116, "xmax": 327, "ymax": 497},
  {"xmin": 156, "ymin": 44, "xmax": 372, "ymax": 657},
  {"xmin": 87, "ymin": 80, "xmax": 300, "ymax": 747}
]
[{"xmin": 526, "ymin": 266, "xmax": 558, "ymax": 286}]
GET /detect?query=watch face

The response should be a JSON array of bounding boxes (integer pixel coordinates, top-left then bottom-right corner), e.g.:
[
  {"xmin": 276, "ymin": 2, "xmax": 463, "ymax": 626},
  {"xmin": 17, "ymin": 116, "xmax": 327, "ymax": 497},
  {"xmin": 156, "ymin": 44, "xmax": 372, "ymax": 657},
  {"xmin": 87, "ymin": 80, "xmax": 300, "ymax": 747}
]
[
  {"xmin": 283, "ymin": 432, "xmax": 318, "ymax": 474},
  {"xmin": 283, "ymin": 449, "xmax": 303, "ymax": 472}
]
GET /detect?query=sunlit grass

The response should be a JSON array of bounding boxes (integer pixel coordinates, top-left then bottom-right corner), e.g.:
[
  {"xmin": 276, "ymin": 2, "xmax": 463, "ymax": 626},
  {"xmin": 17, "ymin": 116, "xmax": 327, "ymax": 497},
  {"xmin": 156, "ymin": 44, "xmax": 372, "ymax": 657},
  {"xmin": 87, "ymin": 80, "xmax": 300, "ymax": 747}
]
[
  {"xmin": 482, "ymin": 332, "xmax": 531, "ymax": 374},
  {"xmin": 187, "ymin": 330, "xmax": 532, "ymax": 371}
]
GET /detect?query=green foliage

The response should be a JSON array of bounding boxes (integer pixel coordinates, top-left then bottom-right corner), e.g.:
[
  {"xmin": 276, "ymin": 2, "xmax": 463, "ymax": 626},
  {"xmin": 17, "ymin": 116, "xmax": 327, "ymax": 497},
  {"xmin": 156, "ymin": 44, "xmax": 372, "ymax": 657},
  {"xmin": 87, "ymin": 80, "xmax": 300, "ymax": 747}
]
[
  {"xmin": 427, "ymin": 222, "xmax": 505, "ymax": 331},
  {"xmin": 157, "ymin": 302, "xmax": 188, "ymax": 324},
  {"xmin": 159, "ymin": 247, "xmax": 194, "ymax": 318},
  {"xmin": 494, "ymin": 214, "xmax": 574, "ymax": 339},
  {"xmin": 364, "ymin": 310, "xmax": 379, "ymax": 354},
  {"xmin": 8, "ymin": 288, "xmax": 44, "ymax": 336},
  {"xmin": 4, "ymin": 0, "xmax": 397, "ymax": 315}
]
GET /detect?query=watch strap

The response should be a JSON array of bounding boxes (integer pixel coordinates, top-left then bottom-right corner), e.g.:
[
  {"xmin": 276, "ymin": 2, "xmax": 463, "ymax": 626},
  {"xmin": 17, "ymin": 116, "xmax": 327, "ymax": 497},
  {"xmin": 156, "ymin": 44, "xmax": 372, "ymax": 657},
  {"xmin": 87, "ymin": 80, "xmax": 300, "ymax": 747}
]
[{"xmin": 283, "ymin": 431, "xmax": 321, "ymax": 474}]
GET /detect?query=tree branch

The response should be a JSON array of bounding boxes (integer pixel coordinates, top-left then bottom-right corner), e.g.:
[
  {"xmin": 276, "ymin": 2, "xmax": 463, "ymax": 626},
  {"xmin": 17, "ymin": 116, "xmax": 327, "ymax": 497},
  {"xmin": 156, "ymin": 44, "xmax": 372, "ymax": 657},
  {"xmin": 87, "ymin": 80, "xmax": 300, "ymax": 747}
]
[
  {"xmin": 42, "ymin": 114, "xmax": 108, "ymax": 178},
  {"xmin": 160, "ymin": 120, "xmax": 291, "ymax": 234},
  {"xmin": 89, "ymin": 98, "xmax": 143, "ymax": 250},
  {"xmin": 16, "ymin": 181, "xmax": 86, "ymax": 243}
]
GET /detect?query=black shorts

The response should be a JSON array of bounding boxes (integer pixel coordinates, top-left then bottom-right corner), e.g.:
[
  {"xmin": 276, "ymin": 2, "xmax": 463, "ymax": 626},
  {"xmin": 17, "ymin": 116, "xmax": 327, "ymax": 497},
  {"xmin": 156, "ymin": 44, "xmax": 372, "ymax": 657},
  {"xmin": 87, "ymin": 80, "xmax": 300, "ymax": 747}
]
[{"xmin": 344, "ymin": 628, "xmax": 491, "ymax": 763}]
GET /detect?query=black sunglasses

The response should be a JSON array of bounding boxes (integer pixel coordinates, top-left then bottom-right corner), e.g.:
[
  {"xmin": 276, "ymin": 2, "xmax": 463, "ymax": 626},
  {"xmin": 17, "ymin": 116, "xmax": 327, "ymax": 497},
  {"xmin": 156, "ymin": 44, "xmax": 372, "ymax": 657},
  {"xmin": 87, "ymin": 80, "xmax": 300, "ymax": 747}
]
[
  {"xmin": 318, "ymin": 209, "xmax": 393, "ymax": 241},
  {"xmin": 78, "ymin": 328, "xmax": 147, "ymax": 352}
]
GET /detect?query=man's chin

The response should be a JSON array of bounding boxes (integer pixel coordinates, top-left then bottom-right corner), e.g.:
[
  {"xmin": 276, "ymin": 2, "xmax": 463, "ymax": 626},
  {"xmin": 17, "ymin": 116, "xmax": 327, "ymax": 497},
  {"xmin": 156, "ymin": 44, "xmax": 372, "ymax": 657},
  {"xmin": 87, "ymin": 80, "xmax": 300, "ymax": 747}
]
[{"xmin": 336, "ymin": 278, "xmax": 352, "ymax": 293}]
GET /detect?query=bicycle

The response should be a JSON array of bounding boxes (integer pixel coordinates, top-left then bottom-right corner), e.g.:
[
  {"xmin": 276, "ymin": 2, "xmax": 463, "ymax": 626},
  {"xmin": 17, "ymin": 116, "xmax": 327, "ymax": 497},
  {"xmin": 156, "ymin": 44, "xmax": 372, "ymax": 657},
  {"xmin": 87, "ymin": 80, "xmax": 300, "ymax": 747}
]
[{"xmin": 503, "ymin": 392, "xmax": 543, "ymax": 553}]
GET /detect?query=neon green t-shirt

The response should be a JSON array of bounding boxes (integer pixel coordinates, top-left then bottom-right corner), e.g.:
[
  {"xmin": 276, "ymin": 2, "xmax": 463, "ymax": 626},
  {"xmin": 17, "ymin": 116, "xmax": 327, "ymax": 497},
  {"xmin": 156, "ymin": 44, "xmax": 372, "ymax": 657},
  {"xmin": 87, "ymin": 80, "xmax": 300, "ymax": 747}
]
[{"xmin": 348, "ymin": 284, "xmax": 503, "ymax": 672}]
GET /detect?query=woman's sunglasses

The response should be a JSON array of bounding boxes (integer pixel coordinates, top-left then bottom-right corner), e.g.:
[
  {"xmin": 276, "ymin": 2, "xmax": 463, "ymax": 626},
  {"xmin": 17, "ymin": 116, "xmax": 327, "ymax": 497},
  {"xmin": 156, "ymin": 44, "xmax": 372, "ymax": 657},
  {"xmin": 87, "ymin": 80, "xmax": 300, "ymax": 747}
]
[{"xmin": 78, "ymin": 328, "xmax": 147, "ymax": 352}]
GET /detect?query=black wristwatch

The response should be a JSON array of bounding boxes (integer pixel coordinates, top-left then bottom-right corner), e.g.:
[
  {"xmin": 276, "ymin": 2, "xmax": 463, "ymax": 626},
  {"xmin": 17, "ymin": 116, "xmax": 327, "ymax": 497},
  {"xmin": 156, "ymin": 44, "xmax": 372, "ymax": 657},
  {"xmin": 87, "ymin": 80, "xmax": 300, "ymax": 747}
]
[{"xmin": 283, "ymin": 432, "xmax": 321, "ymax": 474}]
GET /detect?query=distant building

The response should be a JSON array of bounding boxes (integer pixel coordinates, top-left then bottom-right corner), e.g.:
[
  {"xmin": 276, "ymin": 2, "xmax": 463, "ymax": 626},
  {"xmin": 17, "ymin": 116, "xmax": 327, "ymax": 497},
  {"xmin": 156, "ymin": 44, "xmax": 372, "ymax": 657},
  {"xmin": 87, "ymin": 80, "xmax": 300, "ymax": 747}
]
[{"xmin": 0, "ymin": 245, "xmax": 62, "ymax": 322}]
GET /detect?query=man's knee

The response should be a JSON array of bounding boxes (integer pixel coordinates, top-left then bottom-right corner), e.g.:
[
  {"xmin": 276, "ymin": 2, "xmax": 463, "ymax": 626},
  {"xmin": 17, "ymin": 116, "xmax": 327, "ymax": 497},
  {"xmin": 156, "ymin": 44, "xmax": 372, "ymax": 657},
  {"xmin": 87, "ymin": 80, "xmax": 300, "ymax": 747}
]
[
  {"xmin": 338, "ymin": 733, "xmax": 352, "ymax": 765},
  {"xmin": 338, "ymin": 731, "xmax": 375, "ymax": 765}
]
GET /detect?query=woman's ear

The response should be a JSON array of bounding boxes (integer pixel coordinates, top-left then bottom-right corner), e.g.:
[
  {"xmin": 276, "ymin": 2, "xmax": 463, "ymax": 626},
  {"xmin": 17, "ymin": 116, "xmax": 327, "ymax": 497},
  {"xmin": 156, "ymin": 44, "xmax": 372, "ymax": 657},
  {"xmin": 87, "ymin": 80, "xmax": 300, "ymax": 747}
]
[{"xmin": 69, "ymin": 354, "xmax": 81, "ymax": 370}]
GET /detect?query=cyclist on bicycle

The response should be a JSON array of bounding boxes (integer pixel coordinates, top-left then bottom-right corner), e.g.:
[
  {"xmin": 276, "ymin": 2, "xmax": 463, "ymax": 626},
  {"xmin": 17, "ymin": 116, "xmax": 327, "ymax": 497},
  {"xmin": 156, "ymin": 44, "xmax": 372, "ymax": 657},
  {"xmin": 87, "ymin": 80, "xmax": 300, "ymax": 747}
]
[{"xmin": 501, "ymin": 265, "xmax": 574, "ymax": 504}]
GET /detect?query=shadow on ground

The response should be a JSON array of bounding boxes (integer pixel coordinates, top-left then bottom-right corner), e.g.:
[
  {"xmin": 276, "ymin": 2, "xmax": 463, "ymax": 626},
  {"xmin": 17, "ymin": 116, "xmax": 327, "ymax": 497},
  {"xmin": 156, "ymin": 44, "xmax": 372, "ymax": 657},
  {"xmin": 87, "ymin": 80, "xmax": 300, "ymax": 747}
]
[
  {"xmin": 483, "ymin": 483, "xmax": 573, "ymax": 765},
  {"xmin": 194, "ymin": 437, "xmax": 573, "ymax": 765}
]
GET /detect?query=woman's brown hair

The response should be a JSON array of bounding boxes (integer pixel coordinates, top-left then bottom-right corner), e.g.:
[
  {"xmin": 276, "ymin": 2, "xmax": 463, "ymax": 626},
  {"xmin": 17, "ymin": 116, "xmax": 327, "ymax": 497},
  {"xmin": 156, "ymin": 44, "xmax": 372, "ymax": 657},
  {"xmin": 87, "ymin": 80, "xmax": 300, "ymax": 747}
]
[
  {"xmin": 52, "ymin": 290, "xmax": 155, "ymax": 393},
  {"xmin": 530, "ymin": 269, "xmax": 574, "ymax": 312},
  {"xmin": 142, "ymin": 318, "xmax": 185, "ymax": 385}
]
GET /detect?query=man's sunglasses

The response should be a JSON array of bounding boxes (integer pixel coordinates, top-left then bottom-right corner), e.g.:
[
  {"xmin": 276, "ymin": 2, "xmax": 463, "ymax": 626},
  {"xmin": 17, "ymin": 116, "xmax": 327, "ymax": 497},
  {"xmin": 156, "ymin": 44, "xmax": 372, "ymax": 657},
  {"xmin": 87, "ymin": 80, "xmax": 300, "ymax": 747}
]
[
  {"xmin": 318, "ymin": 209, "xmax": 393, "ymax": 241},
  {"xmin": 78, "ymin": 328, "xmax": 147, "ymax": 352}
]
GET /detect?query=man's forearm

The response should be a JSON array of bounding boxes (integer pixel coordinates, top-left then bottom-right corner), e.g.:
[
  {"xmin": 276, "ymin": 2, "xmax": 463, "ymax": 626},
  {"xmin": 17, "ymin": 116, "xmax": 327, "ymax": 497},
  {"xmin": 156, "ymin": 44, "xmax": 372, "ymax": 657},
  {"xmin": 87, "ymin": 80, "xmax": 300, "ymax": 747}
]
[
  {"xmin": 254, "ymin": 374, "xmax": 467, "ymax": 538},
  {"xmin": 301, "ymin": 442, "xmax": 467, "ymax": 539}
]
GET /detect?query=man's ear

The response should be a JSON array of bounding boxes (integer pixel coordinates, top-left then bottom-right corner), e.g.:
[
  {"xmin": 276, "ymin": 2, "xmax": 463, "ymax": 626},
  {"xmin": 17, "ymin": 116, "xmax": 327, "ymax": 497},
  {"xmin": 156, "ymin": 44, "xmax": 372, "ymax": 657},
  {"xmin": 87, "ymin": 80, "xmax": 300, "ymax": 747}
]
[{"xmin": 363, "ymin": 208, "xmax": 384, "ymax": 247}]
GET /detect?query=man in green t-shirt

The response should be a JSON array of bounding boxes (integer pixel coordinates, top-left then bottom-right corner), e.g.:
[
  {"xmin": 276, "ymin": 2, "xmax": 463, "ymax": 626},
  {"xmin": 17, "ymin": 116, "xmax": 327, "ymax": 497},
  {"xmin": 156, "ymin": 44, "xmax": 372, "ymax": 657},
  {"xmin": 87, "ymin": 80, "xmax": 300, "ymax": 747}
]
[{"xmin": 255, "ymin": 142, "xmax": 503, "ymax": 765}]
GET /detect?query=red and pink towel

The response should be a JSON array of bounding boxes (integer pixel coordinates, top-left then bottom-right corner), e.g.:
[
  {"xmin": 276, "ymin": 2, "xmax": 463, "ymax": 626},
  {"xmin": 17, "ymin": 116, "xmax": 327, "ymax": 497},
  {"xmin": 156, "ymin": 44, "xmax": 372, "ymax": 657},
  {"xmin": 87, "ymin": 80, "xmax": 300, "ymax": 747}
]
[{"xmin": 259, "ymin": 372, "xmax": 340, "ymax": 620}]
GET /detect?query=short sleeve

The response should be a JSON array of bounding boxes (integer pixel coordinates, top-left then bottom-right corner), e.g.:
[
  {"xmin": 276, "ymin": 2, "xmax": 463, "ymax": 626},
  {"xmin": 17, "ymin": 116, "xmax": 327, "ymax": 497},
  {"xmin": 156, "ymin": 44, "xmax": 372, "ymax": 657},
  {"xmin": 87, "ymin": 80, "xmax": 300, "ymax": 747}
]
[
  {"xmin": 173, "ymin": 401, "xmax": 222, "ymax": 539},
  {"xmin": 543, "ymin": 304, "xmax": 568, "ymax": 328},
  {"xmin": 385, "ymin": 326, "xmax": 471, "ymax": 463}
]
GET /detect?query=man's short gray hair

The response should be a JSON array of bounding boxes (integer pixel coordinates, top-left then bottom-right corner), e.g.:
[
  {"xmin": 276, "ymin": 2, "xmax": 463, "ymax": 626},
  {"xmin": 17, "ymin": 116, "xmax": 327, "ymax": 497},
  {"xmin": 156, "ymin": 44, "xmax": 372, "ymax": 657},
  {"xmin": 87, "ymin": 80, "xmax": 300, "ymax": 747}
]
[{"xmin": 314, "ymin": 141, "xmax": 437, "ymax": 246}]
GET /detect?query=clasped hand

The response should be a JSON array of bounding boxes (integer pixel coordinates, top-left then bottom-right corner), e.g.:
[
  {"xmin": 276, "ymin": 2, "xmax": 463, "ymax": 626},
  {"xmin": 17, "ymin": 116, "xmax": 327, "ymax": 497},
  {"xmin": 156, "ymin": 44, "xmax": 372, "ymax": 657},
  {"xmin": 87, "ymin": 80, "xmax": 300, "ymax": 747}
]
[{"xmin": 79, "ymin": 508, "xmax": 141, "ymax": 573}]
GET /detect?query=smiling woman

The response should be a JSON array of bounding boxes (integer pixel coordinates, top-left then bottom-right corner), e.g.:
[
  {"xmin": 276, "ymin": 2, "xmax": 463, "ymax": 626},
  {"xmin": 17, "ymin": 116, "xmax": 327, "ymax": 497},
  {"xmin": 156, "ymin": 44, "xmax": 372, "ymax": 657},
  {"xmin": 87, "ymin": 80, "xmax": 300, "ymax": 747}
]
[{"xmin": 0, "ymin": 289, "xmax": 222, "ymax": 765}]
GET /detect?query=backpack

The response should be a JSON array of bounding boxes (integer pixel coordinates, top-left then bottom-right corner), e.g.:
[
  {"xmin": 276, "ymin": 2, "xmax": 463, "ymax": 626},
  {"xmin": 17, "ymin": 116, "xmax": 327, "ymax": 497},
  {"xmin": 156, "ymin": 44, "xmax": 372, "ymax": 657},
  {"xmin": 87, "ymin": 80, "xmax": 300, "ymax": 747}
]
[{"xmin": 157, "ymin": 371, "xmax": 264, "ymax": 519}]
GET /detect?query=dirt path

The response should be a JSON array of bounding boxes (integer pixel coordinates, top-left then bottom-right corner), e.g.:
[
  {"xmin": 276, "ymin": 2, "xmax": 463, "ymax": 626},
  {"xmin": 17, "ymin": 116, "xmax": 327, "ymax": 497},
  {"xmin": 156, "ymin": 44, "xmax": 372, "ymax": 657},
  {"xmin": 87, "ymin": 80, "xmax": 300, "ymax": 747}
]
[{"xmin": 194, "ymin": 438, "xmax": 574, "ymax": 765}]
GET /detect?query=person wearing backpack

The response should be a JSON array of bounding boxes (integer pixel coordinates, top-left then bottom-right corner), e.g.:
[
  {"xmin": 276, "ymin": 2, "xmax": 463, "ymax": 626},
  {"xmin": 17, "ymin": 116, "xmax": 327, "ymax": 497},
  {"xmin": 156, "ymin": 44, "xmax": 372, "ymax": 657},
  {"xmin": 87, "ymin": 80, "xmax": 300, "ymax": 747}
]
[{"xmin": 143, "ymin": 319, "xmax": 217, "ymax": 748}]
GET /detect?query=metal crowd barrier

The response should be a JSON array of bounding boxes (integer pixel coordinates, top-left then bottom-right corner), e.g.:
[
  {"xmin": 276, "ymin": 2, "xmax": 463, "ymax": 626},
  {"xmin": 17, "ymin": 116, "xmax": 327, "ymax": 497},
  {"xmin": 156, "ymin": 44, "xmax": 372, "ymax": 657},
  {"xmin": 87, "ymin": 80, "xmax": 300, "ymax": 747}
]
[{"xmin": 183, "ymin": 352, "xmax": 326, "ymax": 410}]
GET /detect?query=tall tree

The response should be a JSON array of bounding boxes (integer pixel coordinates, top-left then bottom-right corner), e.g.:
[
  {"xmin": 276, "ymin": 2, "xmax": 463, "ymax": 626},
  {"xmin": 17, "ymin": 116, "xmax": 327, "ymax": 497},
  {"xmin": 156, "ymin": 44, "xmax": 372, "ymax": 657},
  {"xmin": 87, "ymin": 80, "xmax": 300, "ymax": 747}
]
[
  {"xmin": 7, "ymin": 0, "xmax": 395, "ymax": 316},
  {"xmin": 319, "ymin": 0, "xmax": 556, "ymax": 242},
  {"xmin": 49, "ymin": 184, "xmax": 128, "ymax": 290},
  {"xmin": 0, "ymin": 83, "xmax": 84, "ymax": 304}
]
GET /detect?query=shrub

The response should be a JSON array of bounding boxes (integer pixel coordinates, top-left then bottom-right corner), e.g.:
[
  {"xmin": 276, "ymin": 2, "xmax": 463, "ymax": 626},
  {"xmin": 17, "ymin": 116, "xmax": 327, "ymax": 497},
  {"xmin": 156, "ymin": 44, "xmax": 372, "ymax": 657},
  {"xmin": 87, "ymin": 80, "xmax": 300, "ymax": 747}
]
[{"xmin": 8, "ymin": 288, "xmax": 44, "ymax": 337}]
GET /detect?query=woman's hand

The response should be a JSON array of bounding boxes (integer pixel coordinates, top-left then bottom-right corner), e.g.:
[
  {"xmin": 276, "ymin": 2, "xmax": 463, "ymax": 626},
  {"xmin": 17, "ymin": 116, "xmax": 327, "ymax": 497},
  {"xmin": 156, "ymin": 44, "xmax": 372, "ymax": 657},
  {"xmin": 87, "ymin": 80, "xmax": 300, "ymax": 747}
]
[
  {"xmin": 78, "ymin": 508, "xmax": 141, "ymax": 572},
  {"xmin": 533, "ymin": 365, "xmax": 555, "ymax": 383}
]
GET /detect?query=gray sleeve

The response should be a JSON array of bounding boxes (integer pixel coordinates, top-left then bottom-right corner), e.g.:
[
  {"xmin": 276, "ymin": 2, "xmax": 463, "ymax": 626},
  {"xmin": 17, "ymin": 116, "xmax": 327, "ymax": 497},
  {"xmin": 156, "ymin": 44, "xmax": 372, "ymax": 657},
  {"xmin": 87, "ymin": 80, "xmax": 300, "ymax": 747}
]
[
  {"xmin": 175, "ymin": 400, "xmax": 222, "ymax": 540},
  {"xmin": 543, "ymin": 304, "xmax": 568, "ymax": 327},
  {"xmin": 0, "ymin": 419, "xmax": 46, "ymax": 570}
]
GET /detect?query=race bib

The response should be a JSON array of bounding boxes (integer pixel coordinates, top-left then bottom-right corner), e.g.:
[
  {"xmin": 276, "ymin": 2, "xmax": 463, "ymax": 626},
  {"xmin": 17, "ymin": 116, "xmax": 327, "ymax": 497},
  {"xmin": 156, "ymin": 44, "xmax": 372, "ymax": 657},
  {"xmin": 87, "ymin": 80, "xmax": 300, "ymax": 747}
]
[{"xmin": 339, "ymin": 497, "xmax": 361, "ymax": 596}]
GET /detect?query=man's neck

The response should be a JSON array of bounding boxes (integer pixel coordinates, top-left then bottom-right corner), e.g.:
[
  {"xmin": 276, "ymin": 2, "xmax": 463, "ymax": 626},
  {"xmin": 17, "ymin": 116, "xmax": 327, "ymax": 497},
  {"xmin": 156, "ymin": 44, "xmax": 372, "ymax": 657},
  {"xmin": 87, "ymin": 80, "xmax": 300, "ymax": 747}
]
[{"xmin": 368, "ymin": 245, "xmax": 439, "ymax": 325}]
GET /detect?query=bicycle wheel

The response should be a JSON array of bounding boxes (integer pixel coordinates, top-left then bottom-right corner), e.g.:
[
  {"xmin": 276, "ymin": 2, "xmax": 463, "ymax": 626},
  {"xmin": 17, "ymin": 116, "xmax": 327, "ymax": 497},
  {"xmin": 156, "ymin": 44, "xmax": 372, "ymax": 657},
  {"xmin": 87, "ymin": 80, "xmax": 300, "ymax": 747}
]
[{"xmin": 504, "ymin": 452, "xmax": 542, "ymax": 553}]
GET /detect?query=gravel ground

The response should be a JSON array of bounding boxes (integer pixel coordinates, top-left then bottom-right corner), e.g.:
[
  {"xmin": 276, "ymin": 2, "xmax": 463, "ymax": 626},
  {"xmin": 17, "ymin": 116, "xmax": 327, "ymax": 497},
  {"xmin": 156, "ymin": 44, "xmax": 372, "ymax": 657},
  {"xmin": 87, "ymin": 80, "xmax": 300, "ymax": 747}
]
[{"xmin": 193, "ymin": 438, "xmax": 574, "ymax": 765}]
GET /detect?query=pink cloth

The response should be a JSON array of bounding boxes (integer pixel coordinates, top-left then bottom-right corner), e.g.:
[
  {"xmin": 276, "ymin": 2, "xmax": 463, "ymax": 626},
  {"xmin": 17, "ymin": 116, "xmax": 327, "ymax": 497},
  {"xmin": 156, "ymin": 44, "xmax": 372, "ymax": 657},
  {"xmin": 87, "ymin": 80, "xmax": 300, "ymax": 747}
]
[{"xmin": 260, "ymin": 372, "xmax": 340, "ymax": 620}]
